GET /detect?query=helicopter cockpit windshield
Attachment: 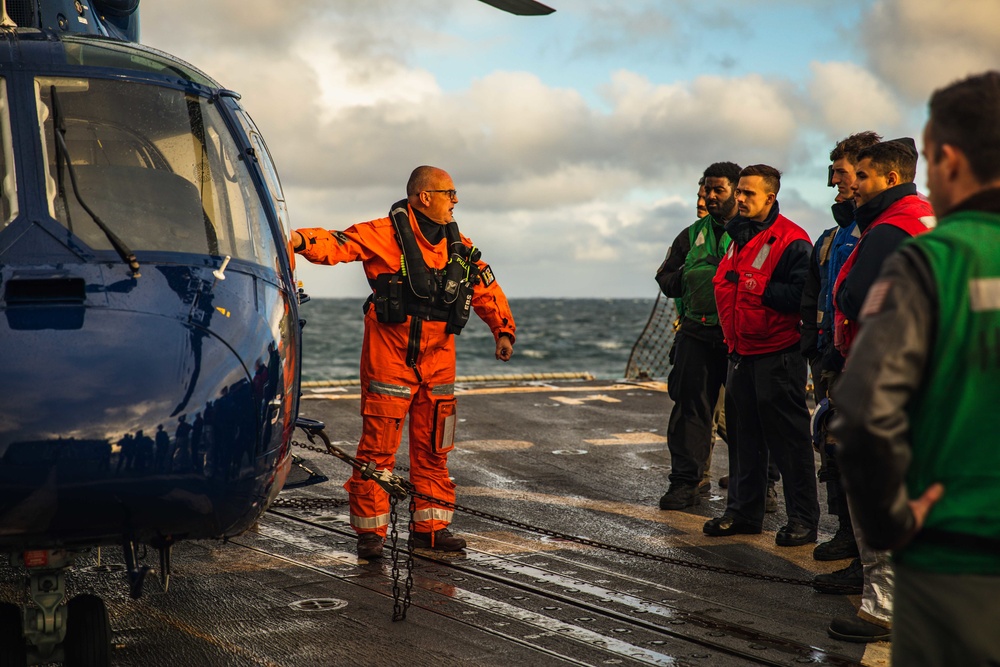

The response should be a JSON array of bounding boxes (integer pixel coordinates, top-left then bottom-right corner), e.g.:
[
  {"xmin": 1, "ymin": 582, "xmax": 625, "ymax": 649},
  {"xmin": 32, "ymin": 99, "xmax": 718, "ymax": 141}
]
[{"xmin": 36, "ymin": 76, "xmax": 278, "ymax": 267}]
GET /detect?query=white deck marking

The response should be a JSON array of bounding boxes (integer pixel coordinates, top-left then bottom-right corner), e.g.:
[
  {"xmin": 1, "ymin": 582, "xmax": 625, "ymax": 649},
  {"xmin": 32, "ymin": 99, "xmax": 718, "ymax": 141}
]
[
  {"xmin": 584, "ymin": 432, "xmax": 667, "ymax": 446},
  {"xmin": 550, "ymin": 394, "xmax": 621, "ymax": 406}
]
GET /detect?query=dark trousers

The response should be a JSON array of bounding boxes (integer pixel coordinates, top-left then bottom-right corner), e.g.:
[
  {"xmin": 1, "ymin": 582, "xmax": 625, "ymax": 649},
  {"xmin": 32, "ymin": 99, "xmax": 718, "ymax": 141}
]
[
  {"xmin": 818, "ymin": 447, "xmax": 850, "ymax": 519},
  {"xmin": 894, "ymin": 564, "xmax": 1000, "ymax": 666},
  {"xmin": 724, "ymin": 348, "xmax": 819, "ymax": 527},
  {"xmin": 811, "ymin": 360, "xmax": 850, "ymax": 522},
  {"xmin": 666, "ymin": 333, "xmax": 728, "ymax": 487}
]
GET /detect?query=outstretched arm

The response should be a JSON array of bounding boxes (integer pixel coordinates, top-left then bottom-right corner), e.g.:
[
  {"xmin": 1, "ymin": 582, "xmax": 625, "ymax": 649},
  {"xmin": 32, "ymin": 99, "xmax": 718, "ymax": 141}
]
[{"xmin": 293, "ymin": 221, "xmax": 384, "ymax": 265}]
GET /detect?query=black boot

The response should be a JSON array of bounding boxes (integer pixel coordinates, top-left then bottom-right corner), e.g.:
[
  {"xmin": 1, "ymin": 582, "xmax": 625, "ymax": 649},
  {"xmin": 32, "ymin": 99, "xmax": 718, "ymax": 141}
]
[
  {"xmin": 813, "ymin": 557, "xmax": 863, "ymax": 594},
  {"xmin": 411, "ymin": 528, "xmax": 467, "ymax": 552},
  {"xmin": 703, "ymin": 514, "xmax": 762, "ymax": 536},
  {"xmin": 813, "ymin": 523, "xmax": 859, "ymax": 561},
  {"xmin": 775, "ymin": 520, "xmax": 817, "ymax": 547},
  {"xmin": 765, "ymin": 482, "xmax": 778, "ymax": 514},
  {"xmin": 659, "ymin": 484, "xmax": 701, "ymax": 510},
  {"xmin": 828, "ymin": 616, "xmax": 890, "ymax": 643},
  {"xmin": 357, "ymin": 532, "xmax": 384, "ymax": 559}
]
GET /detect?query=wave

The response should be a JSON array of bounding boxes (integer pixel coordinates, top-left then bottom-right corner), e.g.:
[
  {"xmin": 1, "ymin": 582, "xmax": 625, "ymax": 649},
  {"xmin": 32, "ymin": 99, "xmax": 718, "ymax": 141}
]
[{"xmin": 300, "ymin": 297, "xmax": 655, "ymax": 382}]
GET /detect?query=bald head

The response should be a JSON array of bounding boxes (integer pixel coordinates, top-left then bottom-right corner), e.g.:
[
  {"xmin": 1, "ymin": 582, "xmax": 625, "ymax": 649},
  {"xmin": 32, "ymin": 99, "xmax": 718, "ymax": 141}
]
[
  {"xmin": 407, "ymin": 166, "xmax": 449, "ymax": 196},
  {"xmin": 407, "ymin": 165, "xmax": 458, "ymax": 224}
]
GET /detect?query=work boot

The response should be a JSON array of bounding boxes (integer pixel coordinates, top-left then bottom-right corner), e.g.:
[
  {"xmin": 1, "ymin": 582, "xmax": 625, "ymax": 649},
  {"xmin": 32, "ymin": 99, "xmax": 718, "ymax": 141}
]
[
  {"xmin": 356, "ymin": 532, "xmax": 384, "ymax": 560},
  {"xmin": 703, "ymin": 514, "xmax": 762, "ymax": 537},
  {"xmin": 813, "ymin": 557, "xmax": 863, "ymax": 594},
  {"xmin": 410, "ymin": 528, "xmax": 467, "ymax": 552},
  {"xmin": 828, "ymin": 616, "xmax": 891, "ymax": 643},
  {"xmin": 697, "ymin": 479, "xmax": 712, "ymax": 497},
  {"xmin": 765, "ymin": 482, "xmax": 778, "ymax": 514},
  {"xmin": 775, "ymin": 520, "xmax": 817, "ymax": 547},
  {"xmin": 658, "ymin": 484, "xmax": 701, "ymax": 510},
  {"xmin": 813, "ymin": 524, "xmax": 859, "ymax": 561}
]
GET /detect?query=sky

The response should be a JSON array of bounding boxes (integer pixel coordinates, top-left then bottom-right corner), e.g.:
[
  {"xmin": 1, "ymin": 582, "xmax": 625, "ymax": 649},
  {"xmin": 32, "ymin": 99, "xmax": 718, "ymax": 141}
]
[{"xmin": 142, "ymin": 0, "xmax": 1000, "ymax": 299}]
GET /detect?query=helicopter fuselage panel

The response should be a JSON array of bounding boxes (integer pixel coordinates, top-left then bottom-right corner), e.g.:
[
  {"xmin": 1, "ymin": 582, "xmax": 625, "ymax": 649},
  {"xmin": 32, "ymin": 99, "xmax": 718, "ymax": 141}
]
[{"xmin": 0, "ymin": 30, "xmax": 301, "ymax": 553}]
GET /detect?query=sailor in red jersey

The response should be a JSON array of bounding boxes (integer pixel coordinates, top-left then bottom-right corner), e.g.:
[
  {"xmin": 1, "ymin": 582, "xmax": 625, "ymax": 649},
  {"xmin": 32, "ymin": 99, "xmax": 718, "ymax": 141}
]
[
  {"xmin": 825, "ymin": 139, "xmax": 934, "ymax": 643},
  {"xmin": 704, "ymin": 164, "xmax": 820, "ymax": 547},
  {"xmin": 833, "ymin": 139, "xmax": 936, "ymax": 355}
]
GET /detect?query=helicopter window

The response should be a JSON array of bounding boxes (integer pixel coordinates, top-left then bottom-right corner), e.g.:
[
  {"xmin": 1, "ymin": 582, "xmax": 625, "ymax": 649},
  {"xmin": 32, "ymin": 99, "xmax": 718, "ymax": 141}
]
[
  {"xmin": 61, "ymin": 36, "xmax": 217, "ymax": 88},
  {"xmin": 36, "ymin": 77, "xmax": 276, "ymax": 267},
  {"xmin": 249, "ymin": 131, "xmax": 291, "ymax": 234},
  {"xmin": 206, "ymin": 123, "xmax": 276, "ymax": 265},
  {"xmin": 229, "ymin": 108, "xmax": 293, "ymax": 276},
  {"xmin": 0, "ymin": 79, "xmax": 17, "ymax": 226}
]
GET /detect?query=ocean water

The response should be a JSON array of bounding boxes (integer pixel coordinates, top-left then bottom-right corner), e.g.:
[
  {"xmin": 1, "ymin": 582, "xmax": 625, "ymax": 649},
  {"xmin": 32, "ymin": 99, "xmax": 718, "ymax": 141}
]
[{"xmin": 299, "ymin": 298, "xmax": 656, "ymax": 382}]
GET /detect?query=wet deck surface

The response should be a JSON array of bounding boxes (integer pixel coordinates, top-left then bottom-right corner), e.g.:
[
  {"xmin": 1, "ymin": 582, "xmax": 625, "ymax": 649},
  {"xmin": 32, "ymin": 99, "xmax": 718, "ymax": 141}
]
[{"xmin": 0, "ymin": 379, "xmax": 890, "ymax": 666}]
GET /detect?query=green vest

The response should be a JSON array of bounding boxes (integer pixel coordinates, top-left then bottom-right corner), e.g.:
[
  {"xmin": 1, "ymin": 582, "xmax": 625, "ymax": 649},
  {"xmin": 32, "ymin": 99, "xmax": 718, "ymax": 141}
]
[
  {"xmin": 902, "ymin": 210, "xmax": 1000, "ymax": 574},
  {"xmin": 677, "ymin": 215, "xmax": 731, "ymax": 327}
]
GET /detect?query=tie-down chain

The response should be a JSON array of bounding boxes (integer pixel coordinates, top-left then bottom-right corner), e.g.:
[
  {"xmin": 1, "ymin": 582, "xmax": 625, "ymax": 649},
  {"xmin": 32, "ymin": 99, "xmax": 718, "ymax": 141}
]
[{"xmin": 275, "ymin": 420, "xmax": 858, "ymax": 621}]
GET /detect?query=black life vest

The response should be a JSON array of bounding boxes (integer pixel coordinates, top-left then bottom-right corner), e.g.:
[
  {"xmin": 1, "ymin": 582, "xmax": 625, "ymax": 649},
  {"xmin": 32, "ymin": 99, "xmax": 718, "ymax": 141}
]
[{"xmin": 368, "ymin": 200, "xmax": 480, "ymax": 334}]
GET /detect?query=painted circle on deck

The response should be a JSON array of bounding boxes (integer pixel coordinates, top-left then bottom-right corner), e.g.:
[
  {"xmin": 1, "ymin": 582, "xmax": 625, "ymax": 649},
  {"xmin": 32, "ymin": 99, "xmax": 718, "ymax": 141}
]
[{"xmin": 288, "ymin": 598, "xmax": 349, "ymax": 612}]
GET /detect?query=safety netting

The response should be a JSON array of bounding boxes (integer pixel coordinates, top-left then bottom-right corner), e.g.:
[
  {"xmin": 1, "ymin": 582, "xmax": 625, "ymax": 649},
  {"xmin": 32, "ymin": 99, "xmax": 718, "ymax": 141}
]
[{"xmin": 624, "ymin": 293, "xmax": 677, "ymax": 381}]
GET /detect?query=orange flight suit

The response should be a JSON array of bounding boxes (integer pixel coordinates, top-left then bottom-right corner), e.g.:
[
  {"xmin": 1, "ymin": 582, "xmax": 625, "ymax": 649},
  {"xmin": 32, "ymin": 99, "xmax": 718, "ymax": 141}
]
[{"xmin": 296, "ymin": 204, "xmax": 515, "ymax": 537}]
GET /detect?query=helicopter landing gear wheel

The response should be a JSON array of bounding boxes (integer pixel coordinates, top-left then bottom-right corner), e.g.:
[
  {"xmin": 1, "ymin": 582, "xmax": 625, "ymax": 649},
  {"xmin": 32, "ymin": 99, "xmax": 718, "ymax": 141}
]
[
  {"xmin": 63, "ymin": 595, "xmax": 110, "ymax": 667},
  {"xmin": 0, "ymin": 603, "xmax": 27, "ymax": 667}
]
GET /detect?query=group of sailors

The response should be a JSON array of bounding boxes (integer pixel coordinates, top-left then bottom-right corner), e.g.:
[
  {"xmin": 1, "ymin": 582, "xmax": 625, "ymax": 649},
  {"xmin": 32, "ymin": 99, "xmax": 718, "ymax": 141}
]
[
  {"xmin": 288, "ymin": 71, "xmax": 1000, "ymax": 667},
  {"xmin": 654, "ymin": 71, "xmax": 1000, "ymax": 666}
]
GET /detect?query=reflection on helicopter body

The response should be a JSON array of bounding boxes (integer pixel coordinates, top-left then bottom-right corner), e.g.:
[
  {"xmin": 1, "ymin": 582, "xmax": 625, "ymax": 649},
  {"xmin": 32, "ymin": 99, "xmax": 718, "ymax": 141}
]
[
  {"xmin": 0, "ymin": 25, "xmax": 301, "ymax": 664},
  {"xmin": 107, "ymin": 382, "xmax": 263, "ymax": 479},
  {"xmin": 0, "ymin": 0, "xmax": 554, "ymax": 662}
]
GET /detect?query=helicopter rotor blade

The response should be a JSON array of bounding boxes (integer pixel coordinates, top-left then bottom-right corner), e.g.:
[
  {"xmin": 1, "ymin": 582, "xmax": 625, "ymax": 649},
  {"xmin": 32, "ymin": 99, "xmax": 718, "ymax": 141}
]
[{"xmin": 477, "ymin": 0, "xmax": 555, "ymax": 15}]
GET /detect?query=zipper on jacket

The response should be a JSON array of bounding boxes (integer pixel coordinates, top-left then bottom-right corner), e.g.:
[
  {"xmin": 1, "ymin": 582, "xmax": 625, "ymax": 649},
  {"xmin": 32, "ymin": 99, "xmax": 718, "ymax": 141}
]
[{"xmin": 407, "ymin": 317, "xmax": 423, "ymax": 383}]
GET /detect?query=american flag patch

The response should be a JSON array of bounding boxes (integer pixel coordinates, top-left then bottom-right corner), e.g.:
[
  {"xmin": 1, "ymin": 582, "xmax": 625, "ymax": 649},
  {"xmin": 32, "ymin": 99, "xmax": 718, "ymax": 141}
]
[
  {"xmin": 861, "ymin": 279, "xmax": 892, "ymax": 318},
  {"xmin": 970, "ymin": 278, "xmax": 1000, "ymax": 312}
]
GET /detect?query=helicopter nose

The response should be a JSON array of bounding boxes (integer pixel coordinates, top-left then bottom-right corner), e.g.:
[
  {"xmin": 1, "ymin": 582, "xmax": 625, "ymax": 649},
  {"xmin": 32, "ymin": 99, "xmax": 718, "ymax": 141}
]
[{"xmin": 0, "ymin": 308, "xmax": 257, "ymax": 457}]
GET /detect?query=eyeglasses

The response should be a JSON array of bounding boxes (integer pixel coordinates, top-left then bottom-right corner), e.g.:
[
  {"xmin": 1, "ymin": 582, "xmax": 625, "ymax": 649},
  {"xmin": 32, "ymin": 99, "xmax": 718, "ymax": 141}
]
[{"xmin": 424, "ymin": 189, "xmax": 458, "ymax": 199}]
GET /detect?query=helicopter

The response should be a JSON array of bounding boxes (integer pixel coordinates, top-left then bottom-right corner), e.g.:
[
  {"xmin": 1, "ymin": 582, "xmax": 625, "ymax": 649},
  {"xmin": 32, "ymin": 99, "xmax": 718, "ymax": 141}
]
[{"xmin": 0, "ymin": 0, "xmax": 552, "ymax": 664}]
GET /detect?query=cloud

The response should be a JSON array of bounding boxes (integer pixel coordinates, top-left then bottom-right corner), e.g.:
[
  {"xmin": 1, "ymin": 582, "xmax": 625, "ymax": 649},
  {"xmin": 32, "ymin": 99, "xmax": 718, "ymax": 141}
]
[
  {"xmin": 603, "ymin": 71, "xmax": 802, "ymax": 174},
  {"xmin": 571, "ymin": 3, "xmax": 678, "ymax": 59},
  {"xmin": 136, "ymin": 0, "xmax": 935, "ymax": 298},
  {"xmin": 861, "ymin": 0, "xmax": 1000, "ymax": 101},
  {"xmin": 774, "ymin": 187, "xmax": 835, "ymax": 241},
  {"xmin": 447, "ymin": 195, "xmax": 696, "ymax": 298},
  {"xmin": 141, "ymin": 2, "xmax": 809, "ymax": 204},
  {"xmin": 807, "ymin": 61, "xmax": 903, "ymax": 139}
]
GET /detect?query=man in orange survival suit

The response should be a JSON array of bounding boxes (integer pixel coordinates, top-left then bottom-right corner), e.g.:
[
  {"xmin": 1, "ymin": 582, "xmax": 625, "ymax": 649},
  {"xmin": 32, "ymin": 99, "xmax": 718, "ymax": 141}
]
[{"xmin": 291, "ymin": 166, "xmax": 515, "ymax": 559}]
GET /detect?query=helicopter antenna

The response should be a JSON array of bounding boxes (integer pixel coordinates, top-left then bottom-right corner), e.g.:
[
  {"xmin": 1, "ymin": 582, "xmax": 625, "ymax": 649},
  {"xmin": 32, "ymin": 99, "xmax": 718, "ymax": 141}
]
[{"xmin": 1, "ymin": 0, "xmax": 17, "ymax": 28}]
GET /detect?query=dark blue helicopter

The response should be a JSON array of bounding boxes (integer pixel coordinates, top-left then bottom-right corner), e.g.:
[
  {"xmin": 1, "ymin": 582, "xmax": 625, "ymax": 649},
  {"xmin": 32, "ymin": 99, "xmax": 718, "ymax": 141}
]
[{"xmin": 0, "ymin": 0, "xmax": 552, "ymax": 664}]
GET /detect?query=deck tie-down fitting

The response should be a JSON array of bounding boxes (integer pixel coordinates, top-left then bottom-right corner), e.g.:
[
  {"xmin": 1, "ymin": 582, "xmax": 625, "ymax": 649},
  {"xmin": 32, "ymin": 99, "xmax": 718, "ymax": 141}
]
[{"xmin": 298, "ymin": 419, "xmax": 410, "ymax": 500}]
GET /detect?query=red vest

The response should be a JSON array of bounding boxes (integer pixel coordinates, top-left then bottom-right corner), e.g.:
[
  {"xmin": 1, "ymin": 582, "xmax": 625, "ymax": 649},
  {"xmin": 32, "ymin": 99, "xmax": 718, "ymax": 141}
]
[
  {"xmin": 713, "ymin": 214, "xmax": 810, "ymax": 355},
  {"xmin": 833, "ymin": 194, "xmax": 934, "ymax": 354}
]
